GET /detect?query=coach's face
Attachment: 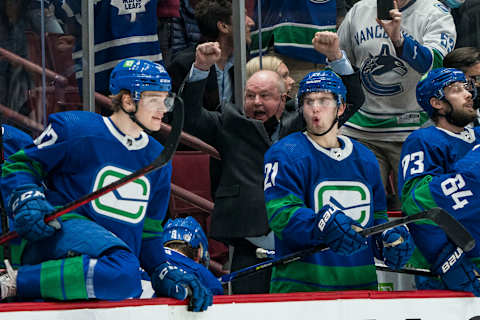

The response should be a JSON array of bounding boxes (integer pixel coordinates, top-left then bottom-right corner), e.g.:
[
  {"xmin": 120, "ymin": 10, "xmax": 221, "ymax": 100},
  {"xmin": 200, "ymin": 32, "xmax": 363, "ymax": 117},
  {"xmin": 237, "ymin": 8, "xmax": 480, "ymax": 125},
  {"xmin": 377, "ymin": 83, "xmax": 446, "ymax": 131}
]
[{"xmin": 244, "ymin": 71, "xmax": 286, "ymax": 122}]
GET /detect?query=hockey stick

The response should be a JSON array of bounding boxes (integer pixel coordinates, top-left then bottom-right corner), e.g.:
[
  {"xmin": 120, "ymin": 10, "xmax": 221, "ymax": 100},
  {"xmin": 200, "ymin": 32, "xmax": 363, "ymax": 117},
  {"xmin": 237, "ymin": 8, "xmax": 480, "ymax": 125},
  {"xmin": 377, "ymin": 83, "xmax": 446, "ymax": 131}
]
[
  {"xmin": 375, "ymin": 262, "xmax": 480, "ymax": 279},
  {"xmin": 220, "ymin": 207, "xmax": 475, "ymax": 283},
  {"xmin": 0, "ymin": 125, "xmax": 11, "ymax": 260},
  {"xmin": 0, "ymin": 96, "xmax": 184, "ymax": 246}
]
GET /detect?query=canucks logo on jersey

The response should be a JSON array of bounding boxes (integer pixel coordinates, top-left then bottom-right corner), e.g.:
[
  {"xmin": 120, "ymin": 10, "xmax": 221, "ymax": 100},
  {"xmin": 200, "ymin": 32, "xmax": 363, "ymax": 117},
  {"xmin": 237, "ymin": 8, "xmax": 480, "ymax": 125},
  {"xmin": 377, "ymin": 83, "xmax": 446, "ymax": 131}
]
[
  {"xmin": 92, "ymin": 166, "xmax": 151, "ymax": 224},
  {"xmin": 314, "ymin": 181, "xmax": 371, "ymax": 227},
  {"xmin": 360, "ymin": 44, "xmax": 408, "ymax": 96}
]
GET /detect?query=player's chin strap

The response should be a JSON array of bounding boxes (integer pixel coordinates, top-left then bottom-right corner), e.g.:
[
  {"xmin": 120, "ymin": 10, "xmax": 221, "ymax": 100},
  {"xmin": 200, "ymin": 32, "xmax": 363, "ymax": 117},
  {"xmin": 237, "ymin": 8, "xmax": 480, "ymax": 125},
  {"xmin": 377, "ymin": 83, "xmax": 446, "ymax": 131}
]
[{"xmin": 120, "ymin": 102, "xmax": 154, "ymax": 136}]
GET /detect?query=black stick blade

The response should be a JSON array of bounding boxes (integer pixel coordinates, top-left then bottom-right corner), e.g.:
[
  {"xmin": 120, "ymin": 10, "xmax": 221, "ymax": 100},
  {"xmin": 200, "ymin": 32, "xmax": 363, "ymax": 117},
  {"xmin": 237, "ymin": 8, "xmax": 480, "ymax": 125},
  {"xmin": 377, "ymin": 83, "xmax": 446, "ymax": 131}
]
[{"xmin": 429, "ymin": 207, "xmax": 475, "ymax": 252}]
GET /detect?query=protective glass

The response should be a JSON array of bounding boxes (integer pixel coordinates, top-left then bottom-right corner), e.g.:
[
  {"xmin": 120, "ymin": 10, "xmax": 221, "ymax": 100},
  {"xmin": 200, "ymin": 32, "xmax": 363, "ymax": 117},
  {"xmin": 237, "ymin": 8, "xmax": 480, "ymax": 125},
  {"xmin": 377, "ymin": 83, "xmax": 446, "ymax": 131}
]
[
  {"xmin": 445, "ymin": 80, "xmax": 477, "ymax": 100},
  {"xmin": 303, "ymin": 96, "xmax": 337, "ymax": 109},
  {"xmin": 141, "ymin": 92, "xmax": 176, "ymax": 112}
]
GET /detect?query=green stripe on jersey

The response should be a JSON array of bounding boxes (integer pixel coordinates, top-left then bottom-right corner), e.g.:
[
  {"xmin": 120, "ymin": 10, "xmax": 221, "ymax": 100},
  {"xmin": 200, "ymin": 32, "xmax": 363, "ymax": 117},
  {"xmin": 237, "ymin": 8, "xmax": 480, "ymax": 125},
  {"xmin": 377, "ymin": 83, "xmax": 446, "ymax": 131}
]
[
  {"xmin": 346, "ymin": 110, "xmax": 430, "ymax": 130},
  {"xmin": 2, "ymin": 150, "xmax": 45, "ymax": 178},
  {"xmin": 142, "ymin": 217, "xmax": 164, "ymax": 239},
  {"xmin": 266, "ymin": 195, "xmax": 303, "ymax": 240},
  {"xmin": 401, "ymin": 176, "xmax": 439, "ymax": 226},
  {"xmin": 432, "ymin": 49, "xmax": 445, "ymax": 70},
  {"xmin": 40, "ymin": 256, "xmax": 87, "ymax": 300},
  {"xmin": 251, "ymin": 24, "xmax": 336, "ymax": 50},
  {"xmin": 270, "ymin": 261, "xmax": 377, "ymax": 293},
  {"xmin": 374, "ymin": 210, "xmax": 388, "ymax": 221}
]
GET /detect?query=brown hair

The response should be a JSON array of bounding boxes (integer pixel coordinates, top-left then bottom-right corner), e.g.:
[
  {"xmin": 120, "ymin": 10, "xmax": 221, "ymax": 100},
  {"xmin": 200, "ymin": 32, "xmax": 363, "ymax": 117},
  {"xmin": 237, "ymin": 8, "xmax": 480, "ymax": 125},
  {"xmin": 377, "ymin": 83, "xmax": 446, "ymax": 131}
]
[{"xmin": 108, "ymin": 89, "xmax": 131, "ymax": 112}]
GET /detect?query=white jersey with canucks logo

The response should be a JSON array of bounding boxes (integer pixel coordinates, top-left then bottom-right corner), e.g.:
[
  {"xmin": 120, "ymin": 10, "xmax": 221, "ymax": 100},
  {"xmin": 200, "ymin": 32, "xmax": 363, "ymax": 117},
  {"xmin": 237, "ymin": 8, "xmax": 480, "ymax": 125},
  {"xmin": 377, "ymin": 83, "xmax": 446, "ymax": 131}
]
[
  {"xmin": 337, "ymin": 0, "xmax": 456, "ymax": 141},
  {"xmin": 2, "ymin": 111, "xmax": 172, "ymax": 270},
  {"xmin": 264, "ymin": 132, "xmax": 388, "ymax": 293}
]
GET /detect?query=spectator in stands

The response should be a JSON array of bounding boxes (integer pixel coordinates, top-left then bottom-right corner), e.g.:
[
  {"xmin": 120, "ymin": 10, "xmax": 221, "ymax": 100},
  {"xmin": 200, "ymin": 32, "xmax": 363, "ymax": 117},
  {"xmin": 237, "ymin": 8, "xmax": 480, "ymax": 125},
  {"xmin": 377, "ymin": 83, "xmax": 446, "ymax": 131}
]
[
  {"xmin": 0, "ymin": 0, "xmax": 63, "ymax": 115},
  {"xmin": 157, "ymin": 0, "xmax": 181, "ymax": 67},
  {"xmin": 158, "ymin": 0, "xmax": 201, "ymax": 67},
  {"xmin": 443, "ymin": 47, "xmax": 480, "ymax": 126},
  {"xmin": 179, "ymin": 37, "xmax": 364, "ymax": 294},
  {"xmin": 250, "ymin": 0, "xmax": 346, "ymax": 97},
  {"xmin": 246, "ymin": 55, "xmax": 296, "ymax": 112},
  {"xmin": 167, "ymin": 0, "xmax": 255, "ymax": 111},
  {"xmin": 337, "ymin": 0, "xmax": 456, "ymax": 210},
  {"xmin": 53, "ymin": 0, "xmax": 162, "ymax": 101},
  {"xmin": 450, "ymin": 0, "xmax": 480, "ymax": 49},
  {"xmin": 28, "ymin": 0, "xmax": 64, "ymax": 34}
]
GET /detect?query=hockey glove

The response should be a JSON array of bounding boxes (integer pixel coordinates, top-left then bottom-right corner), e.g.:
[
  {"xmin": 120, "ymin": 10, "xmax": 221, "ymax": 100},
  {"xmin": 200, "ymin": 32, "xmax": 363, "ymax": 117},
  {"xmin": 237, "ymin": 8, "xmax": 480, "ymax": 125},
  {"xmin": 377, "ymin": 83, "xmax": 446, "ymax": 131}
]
[
  {"xmin": 8, "ymin": 184, "xmax": 61, "ymax": 242},
  {"xmin": 380, "ymin": 226, "xmax": 415, "ymax": 270},
  {"xmin": 432, "ymin": 242, "xmax": 480, "ymax": 296},
  {"xmin": 151, "ymin": 262, "xmax": 213, "ymax": 312},
  {"xmin": 315, "ymin": 204, "xmax": 367, "ymax": 255}
]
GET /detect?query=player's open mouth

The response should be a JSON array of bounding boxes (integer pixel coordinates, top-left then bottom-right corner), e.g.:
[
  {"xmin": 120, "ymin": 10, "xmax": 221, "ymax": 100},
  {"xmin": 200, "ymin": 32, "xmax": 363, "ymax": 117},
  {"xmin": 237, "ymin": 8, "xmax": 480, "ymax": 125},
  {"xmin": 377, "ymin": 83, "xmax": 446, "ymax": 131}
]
[{"xmin": 254, "ymin": 110, "xmax": 266, "ymax": 118}]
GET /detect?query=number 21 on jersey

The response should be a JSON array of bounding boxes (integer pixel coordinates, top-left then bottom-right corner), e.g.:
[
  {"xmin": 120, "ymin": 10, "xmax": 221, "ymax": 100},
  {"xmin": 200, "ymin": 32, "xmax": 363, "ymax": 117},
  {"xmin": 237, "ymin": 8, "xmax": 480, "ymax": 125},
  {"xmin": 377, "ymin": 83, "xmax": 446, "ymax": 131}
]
[{"xmin": 264, "ymin": 162, "xmax": 278, "ymax": 191}]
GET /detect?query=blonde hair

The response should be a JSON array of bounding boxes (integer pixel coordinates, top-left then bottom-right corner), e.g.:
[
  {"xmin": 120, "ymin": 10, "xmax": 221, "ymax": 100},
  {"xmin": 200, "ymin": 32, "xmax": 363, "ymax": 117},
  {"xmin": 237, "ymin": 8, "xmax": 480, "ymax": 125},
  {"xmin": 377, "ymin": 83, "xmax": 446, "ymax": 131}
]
[{"xmin": 246, "ymin": 55, "xmax": 285, "ymax": 80}]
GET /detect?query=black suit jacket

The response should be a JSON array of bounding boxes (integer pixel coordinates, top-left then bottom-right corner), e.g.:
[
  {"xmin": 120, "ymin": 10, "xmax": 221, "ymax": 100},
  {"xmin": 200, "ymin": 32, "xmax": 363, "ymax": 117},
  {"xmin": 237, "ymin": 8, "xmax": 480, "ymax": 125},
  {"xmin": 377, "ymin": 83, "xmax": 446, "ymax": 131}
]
[{"xmin": 180, "ymin": 71, "xmax": 364, "ymax": 241}]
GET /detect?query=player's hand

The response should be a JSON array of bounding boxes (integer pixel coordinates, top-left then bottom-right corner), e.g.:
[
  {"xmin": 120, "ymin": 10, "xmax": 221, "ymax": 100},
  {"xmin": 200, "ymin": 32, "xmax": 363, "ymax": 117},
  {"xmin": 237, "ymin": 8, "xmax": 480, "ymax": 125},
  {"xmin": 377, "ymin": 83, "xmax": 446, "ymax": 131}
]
[
  {"xmin": 432, "ymin": 242, "xmax": 480, "ymax": 296},
  {"xmin": 194, "ymin": 42, "xmax": 221, "ymax": 71},
  {"xmin": 151, "ymin": 262, "xmax": 213, "ymax": 312},
  {"xmin": 315, "ymin": 204, "xmax": 368, "ymax": 255},
  {"xmin": 376, "ymin": 0, "xmax": 403, "ymax": 47},
  {"xmin": 8, "ymin": 184, "xmax": 61, "ymax": 242},
  {"xmin": 312, "ymin": 31, "xmax": 342, "ymax": 62},
  {"xmin": 380, "ymin": 226, "xmax": 415, "ymax": 270}
]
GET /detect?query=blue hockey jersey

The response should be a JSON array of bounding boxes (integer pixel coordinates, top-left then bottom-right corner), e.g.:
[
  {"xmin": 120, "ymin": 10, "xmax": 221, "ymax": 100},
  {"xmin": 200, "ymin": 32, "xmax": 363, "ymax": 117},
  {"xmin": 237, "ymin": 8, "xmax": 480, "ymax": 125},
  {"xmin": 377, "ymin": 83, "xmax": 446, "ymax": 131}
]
[
  {"xmin": 1, "ymin": 111, "xmax": 172, "ymax": 273},
  {"xmin": 399, "ymin": 126, "xmax": 480, "ymax": 264},
  {"xmin": 2, "ymin": 125, "xmax": 32, "ymax": 163},
  {"xmin": 264, "ymin": 132, "xmax": 387, "ymax": 293},
  {"xmin": 54, "ymin": 0, "xmax": 162, "ymax": 93}
]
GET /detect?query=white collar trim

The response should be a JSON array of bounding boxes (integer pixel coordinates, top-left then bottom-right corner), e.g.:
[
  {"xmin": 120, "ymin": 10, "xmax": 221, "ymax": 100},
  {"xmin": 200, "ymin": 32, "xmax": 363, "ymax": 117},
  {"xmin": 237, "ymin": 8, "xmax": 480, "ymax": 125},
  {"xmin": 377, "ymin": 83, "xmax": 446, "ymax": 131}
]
[
  {"xmin": 436, "ymin": 127, "xmax": 476, "ymax": 143},
  {"xmin": 304, "ymin": 133, "xmax": 353, "ymax": 161},
  {"xmin": 103, "ymin": 117, "xmax": 149, "ymax": 150}
]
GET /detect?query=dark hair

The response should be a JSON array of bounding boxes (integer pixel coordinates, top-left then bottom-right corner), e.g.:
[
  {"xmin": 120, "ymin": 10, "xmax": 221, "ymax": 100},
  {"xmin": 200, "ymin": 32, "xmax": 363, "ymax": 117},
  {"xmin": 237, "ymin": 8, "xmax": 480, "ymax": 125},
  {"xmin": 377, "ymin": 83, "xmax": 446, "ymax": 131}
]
[
  {"xmin": 443, "ymin": 47, "xmax": 480, "ymax": 72},
  {"xmin": 194, "ymin": 0, "xmax": 232, "ymax": 41}
]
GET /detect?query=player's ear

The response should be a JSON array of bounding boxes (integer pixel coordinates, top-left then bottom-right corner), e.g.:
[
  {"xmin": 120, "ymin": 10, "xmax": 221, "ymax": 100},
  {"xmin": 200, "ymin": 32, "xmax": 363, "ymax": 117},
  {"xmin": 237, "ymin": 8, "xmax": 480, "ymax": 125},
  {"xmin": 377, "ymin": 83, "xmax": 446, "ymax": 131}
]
[
  {"xmin": 337, "ymin": 103, "xmax": 346, "ymax": 117},
  {"xmin": 121, "ymin": 94, "xmax": 135, "ymax": 112},
  {"xmin": 430, "ymin": 97, "xmax": 444, "ymax": 113}
]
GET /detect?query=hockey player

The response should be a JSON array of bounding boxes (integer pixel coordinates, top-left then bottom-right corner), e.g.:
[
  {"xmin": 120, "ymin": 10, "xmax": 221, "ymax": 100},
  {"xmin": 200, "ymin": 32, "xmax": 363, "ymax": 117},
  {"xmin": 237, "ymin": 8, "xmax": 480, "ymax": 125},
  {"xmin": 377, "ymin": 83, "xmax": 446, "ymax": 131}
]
[
  {"xmin": 337, "ymin": 0, "xmax": 457, "ymax": 209},
  {"xmin": 162, "ymin": 217, "xmax": 223, "ymax": 295},
  {"xmin": 263, "ymin": 71, "xmax": 414, "ymax": 293},
  {"xmin": 0, "ymin": 58, "xmax": 213, "ymax": 311},
  {"xmin": 399, "ymin": 67, "xmax": 480, "ymax": 296},
  {"xmin": 0, "ymin": 124, "xmax": 33, "ymax": 264}
]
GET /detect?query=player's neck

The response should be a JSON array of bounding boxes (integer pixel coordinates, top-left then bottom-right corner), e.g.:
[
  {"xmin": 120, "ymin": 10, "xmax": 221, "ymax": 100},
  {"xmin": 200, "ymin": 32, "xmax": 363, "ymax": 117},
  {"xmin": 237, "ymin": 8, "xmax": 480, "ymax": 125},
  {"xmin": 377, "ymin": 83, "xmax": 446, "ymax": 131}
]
[
  {"xmin": 306, "ymin": 130, "xmax": 341, "ymax": 149},
  {"xmin": 436, "ymin": 117, "xmax": 465, "ymax": 134},
  {"xmin": 217, "ymin": 37, "xmax": 233, "ymax": 70},
  {"xmin": 109, "ymin": 112, "xmax": 143, "ymax": 138}
]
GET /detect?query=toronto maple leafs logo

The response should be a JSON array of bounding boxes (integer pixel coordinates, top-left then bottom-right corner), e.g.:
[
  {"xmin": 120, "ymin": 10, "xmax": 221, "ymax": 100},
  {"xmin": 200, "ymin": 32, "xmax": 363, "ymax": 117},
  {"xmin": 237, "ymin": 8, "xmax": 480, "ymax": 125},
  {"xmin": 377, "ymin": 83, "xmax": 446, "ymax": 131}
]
[
  {"xmin": 360, "ymin": 44, "xmax": 408, "ymax": 96},
  {"xmin": 111, "ymin": 0, "xmax": 150, "ymax": 22}
]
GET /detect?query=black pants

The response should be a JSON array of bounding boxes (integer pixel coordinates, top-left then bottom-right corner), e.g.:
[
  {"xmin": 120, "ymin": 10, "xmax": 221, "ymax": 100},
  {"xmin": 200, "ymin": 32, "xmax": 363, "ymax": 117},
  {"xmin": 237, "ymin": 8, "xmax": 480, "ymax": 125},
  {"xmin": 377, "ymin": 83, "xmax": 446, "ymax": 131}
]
[{"xmin": 230, "ymin": 239, "xmax": 271, "ymax": 294}]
